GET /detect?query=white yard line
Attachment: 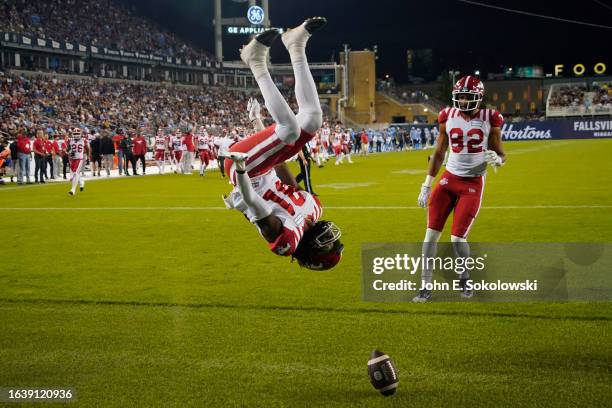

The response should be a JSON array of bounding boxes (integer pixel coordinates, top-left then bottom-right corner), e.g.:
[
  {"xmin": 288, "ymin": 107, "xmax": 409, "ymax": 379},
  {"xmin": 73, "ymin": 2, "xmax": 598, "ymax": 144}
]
[{"xmin": 1, "ymin": 205, "xmax": 611, "ymax": 211}]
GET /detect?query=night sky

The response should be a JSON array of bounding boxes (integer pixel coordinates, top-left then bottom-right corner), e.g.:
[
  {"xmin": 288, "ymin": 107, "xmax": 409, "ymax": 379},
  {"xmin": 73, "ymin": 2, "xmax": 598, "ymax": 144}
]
[{"xmin": 121, "ymin": 0, "xmax": 611, "ymax": 82}]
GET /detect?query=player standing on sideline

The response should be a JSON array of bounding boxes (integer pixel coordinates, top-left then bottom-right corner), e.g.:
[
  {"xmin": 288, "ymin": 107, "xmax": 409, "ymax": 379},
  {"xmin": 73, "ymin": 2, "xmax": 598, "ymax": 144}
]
[
  {"xmin": 223, "ymin": 18, "xmax": 343, "ymax": 270},
  {"xmin": 154, "ymin": 129, "xmax": 168, "ymax": 174},
  {"xmin": 181, "ymin": 126, "xmax": 195, "ymax": 175},
  {"xmin": 170, "ymin": 130, "xmax": 182, "ymax": 173},
  {"xmin": 67, "ymin": 128, "xmax": 89, "ymax": 196},
  {"xmin": 196, "ymin": 126, "xmax": 212, "ymax": 176},
  {"xmin": 343, "ymin": 127, "xmax": 354, "ymax": 163},
  {"xmin": 320, "ymin": 122, "xmax": 330, "ymax": 162},
  {"xmin": 413, "ymin": 76, "xmax": 506, "ymax": 302},
  {"xmin": 332, "ymin": 126, "xmax": 344, "ymax": 165}
]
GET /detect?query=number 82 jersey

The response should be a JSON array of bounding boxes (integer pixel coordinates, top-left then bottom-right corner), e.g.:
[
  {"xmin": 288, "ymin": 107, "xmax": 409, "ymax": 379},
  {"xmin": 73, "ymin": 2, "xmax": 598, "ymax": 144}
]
[{"xmin": 439, "ymin": 107, "xmax": 504, "ymax": 177}]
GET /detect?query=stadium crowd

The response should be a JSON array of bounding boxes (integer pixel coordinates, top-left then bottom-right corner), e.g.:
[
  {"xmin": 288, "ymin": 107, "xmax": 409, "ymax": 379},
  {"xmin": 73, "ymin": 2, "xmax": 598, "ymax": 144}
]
[
  {"xmin": 548, "ymin": 84, "xmax": 586, "ymax": 107},
  {"xmin": 0, "ymin": 0, "xmax": 212, "ymax": 61}
]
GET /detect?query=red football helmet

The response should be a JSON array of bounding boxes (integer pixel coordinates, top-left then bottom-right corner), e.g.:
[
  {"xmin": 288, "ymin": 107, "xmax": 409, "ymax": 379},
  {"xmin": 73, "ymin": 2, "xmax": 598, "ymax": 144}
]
[
  {"xmin": 70, "ymin": 127, "xmax": 83, "ymax": 139},
  {"xmin": 293, "ymin": 221, "xmax": 344, "ymax": 271},
  {"xmin": 452, "ymin": 76, "xmax": 485, "ymax": 112}
]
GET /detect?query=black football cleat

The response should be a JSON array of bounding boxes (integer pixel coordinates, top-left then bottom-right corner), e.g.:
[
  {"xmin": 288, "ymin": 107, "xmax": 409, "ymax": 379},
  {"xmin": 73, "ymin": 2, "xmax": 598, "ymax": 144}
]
[
  {"xmin": 412, "ymin": 289, "xmax": 432, "ymax": 303},
  {"xmin": 304, "ymin": 17, "xmax": 327, "ymax": 34},
  {"xmin": 255, "ymin": 28, "xmax": 280, "ymax": 47},
  {"xmin": 458, "ymin": 278, "xmax": 473, "ymax": 299}
]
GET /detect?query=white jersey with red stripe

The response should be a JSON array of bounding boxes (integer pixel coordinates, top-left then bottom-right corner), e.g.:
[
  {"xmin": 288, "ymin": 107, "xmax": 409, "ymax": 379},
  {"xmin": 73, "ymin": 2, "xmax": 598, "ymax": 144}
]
[
  {"xmin": 197, "ymin": 134, "xmax": 211, "ymax": 150},
  {"xmin": 320, "ymin": 127, "xmax": 331, "ymax": 144},
  {"xmin": 154, "ymin": 136, "xmax": 167, "ymax": 151},
  {"xmin": 68, "ymin": 138, "xmax": 86, "ymax": 160},
  {"xmin": 170, "ymin": 136, "xmax": 182, "ymax": 152},
  {"xmin": 225, "ymin": 170, "xmax": 323, "ymax": 256},
  {"xmin": 332, "ymin": 132, "xmax": 342, "ymax": 147},
  {"xmin": 342, "ymin": 132, "xmax": 351, "ymax": 145},
  {"xmin": 439, "ymin": 107, "xmax": 504, "ymax": 177}
]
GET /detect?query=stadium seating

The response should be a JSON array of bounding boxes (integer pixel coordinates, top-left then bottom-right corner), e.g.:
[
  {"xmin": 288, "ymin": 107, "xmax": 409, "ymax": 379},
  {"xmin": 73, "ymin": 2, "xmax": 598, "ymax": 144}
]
[
  {"xmin": 0, "ymin": 71, "xmax": 288, "ymax": 138},
  {"xmin": 0, "ymin": 0, "xmax": 212, "ymax": 61}
]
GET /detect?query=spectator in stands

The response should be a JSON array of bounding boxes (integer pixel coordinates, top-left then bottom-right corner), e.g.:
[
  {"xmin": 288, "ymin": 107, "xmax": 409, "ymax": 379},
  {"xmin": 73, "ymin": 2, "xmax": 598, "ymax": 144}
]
[{"xmin": 0, "ymin": 0, "xmax": 214, "ymax": 62}]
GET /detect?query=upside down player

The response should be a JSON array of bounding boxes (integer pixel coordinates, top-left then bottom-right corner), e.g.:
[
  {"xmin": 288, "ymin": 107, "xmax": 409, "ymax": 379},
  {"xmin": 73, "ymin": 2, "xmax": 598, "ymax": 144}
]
[
  {"xmin": 413, "ymin": 76, "xmax": 506, "ymax": 302},
  {"xmin": 223, "ymin": 18, "xmax": 344, "ymax": 270}
]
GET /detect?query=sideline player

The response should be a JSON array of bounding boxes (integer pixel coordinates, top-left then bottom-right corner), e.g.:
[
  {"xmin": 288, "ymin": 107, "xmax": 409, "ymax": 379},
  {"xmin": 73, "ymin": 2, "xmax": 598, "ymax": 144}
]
[
  {"xmin": 223, "ymin": 18, "xmax": 343, "ymax": 270},
  {"xmin": 196, "ymin": 126, "xmax": 212, "ymax": 176},
  {"xmin": 67, "ymin": 127, "xmax": 89, "ymax": 196},
  {"xmin": 153, "ymin": 129, "xmax": 168, "ymax": 174},
  {"xmin": 413, "ymin": 76, "xmax": 506, "ymax": 302}
]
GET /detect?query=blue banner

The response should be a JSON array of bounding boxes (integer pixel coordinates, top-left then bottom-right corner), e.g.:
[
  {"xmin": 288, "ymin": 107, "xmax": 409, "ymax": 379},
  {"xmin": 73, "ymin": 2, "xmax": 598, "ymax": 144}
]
[{"xmin": 501, "ymin": 119, "xmax": 612, "ymax": 141}]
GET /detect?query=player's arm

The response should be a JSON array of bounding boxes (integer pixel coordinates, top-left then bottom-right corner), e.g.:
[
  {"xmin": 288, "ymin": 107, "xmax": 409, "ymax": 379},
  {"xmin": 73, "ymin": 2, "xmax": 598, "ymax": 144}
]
[
  {"xmin": 417, "ymin": 123, "xmax": 448, "ymax": 208},
  {"xmin": 255, "ymin": 215, "xmax": 284, "ymax": 243},
  {"xmin": 427, "ymin": 124, "xmax": 448, "ymax": 178},
  {"xmin": 485, "ymin": 126, "xmax": 506, "ymax": 167},
  {"xmin": 248, "ymin": 98, "xmax": 265, "ymax": 132},
  {"xmin": 274, "ymin": 162, "xmax": 301, "ymax": 190}
]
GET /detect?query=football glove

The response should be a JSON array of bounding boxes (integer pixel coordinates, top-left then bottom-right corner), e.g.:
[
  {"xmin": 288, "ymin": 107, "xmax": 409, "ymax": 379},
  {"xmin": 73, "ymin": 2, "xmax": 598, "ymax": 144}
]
[
  {"xmin": 485, "ymin": 149, "xmax": 503, "ymax": 167},
  {"xmin": 417, "ymin": 184, "xmax": 431, "ymax": 209},
  {"xmin": 247, "ymin": 98, "xmax": 261, "ymax": 122}
]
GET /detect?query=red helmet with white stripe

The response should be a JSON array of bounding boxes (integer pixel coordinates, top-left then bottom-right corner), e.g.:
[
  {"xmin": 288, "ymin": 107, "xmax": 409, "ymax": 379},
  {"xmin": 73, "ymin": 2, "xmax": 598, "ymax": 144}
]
[{"xmin": 452, "ymin": 76, "xmax": 485, "ymax": 112}]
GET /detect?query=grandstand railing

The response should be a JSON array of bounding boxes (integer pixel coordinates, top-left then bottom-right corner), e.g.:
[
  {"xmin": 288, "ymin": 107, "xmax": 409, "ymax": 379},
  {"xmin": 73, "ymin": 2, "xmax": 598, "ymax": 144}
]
[{"xmin": 1, "ymin": 32, "xmax": 219, "ymax": 70}]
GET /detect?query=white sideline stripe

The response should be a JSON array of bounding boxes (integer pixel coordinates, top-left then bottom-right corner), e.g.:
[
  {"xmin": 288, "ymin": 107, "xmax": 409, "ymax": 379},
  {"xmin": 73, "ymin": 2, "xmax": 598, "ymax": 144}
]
[
  {"xmin": 0, "ymin": 205, "xmax": 611, "ymax": 211},
  {"xmin": 368, "ymin": 355, "xmax": 390, "ymax": 366}
]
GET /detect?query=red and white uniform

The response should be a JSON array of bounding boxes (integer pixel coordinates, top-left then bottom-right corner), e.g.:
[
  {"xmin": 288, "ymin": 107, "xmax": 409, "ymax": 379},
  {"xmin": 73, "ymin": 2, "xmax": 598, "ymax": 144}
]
[
  {"xmin": 226, "ymin": 170, "xmax": 322, "ymax": 256},
  {"xmin": 342, "ymin": 131, "xmax": 351, "ymax": 153},
  {"xmin": 428, "ymin": 107, "xmax": 504, "ymax": 238},
  {"xmin": 197, "ymin": 134, "xmax": 212, "ymax": 164},
  {"xmin": 308, "ymin": 134, "xmax": 320, "ymax": 153},
  {"xmin": 68, "ymin": 138, "xmax": 86, "ymax": 172},
  {"xmin": 224, "ymin": 124, "xmax": 314, "ymax": 183},
  {"xmin": 331, "ymin": 131, "xmax": 343, "ymax": 155},
  {"xmin": 320, "ymin": 127, "xmax": 330, "ymax": 149},
  {"xmin": 170, "ymin": 135, "xmax": 182, "ymax": 161},
  {"xmin": 154, "ymin": 135, "xmax": 167, "ymax": 161}
]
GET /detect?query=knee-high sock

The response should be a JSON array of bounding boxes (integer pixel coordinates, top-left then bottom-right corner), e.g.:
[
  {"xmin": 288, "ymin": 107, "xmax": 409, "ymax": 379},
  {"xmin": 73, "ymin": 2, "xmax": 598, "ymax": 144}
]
[
  {"xmin": 421, "ymin": 228, "xmax": 442, "ymax": 286},
  {"xmin": 288, "ymin": 39, "xmax": 322, "ymax": 133},
  {"xmin": 70, "ymin": 172, "xmax": 78, "ymax": 193},
  {"xmin": 451, "ymin": 235, "xmax": 470, "ymax": 280},
  {"xmin": 235, "ymin": 171, "xmax": 272, "ymax": 221},
  {"xmin": 249, "ymin": 60, "xmax": 298, "ymax": 144}
]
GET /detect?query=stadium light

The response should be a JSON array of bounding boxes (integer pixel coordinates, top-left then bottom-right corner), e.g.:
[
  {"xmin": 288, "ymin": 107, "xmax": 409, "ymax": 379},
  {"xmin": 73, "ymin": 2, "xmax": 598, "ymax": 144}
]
[{"xmin": 474, "ymin": 70, "xmax": 480, "ymax": 76}]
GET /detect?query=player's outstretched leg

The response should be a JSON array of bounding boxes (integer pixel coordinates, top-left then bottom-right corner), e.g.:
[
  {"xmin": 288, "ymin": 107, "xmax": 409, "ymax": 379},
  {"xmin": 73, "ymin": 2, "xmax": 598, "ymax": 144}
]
[
  {"xmin": 282, "ymin": 17, "xmax": 326, "ymax": 134},
  {"xmin": 241, "ymin": 29, "xmax": 299, "ymax": 144}
]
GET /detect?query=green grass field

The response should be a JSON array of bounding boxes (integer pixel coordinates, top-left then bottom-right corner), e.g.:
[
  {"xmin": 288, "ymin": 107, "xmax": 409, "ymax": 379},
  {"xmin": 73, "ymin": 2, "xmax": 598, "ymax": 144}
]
[{"xmin": 1, "ymin": 139, "xmax": 611, "ymax": 407}]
